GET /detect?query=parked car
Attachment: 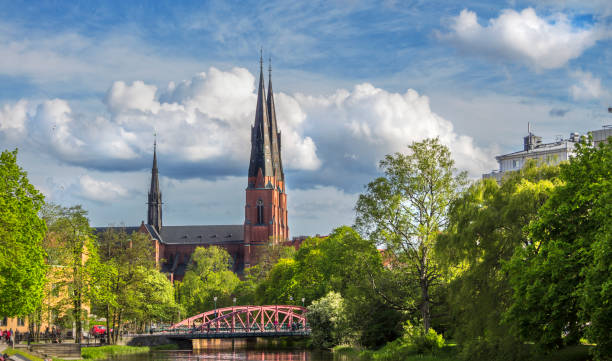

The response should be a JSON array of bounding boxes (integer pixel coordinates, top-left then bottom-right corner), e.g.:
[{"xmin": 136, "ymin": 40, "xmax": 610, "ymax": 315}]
[{"xmin": 90, "ymin": 325, "xmax": 107, "ymax": 337}]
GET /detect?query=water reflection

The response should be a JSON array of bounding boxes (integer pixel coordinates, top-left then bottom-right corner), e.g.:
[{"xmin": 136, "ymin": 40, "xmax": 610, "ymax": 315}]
[{"xmin": 109, "ymin": 339, "xmax": 341, "ymax": 361}]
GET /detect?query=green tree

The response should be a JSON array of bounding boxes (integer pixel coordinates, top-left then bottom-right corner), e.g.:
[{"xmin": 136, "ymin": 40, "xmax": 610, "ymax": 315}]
[
  {"xmin": 255, "ymin": 258, "xmax": 298, "ymax": 304},
  {"xmin": 179, "ymin": 246, "xmax": 240, "ymax": 315},
  {"xmin": 355, "ymin": 138, "xmax": 467, "ymax": 331},
  {"xmin": 437, "ymin": 162, "xmax": 559, "ymax": 360},
  {"xmin": 506, "ymin": 139, "xmax": 612, "ymax": 360},
  {"xmin": 42, "ymin": 204, "xmax": 97, "ymax": 343},
  {"xmin": 308, "ymin": 291, "xmax": 350, "ymax": 348},
  {"xmin": 0, "ymin": 149, "xmax": 47, "ymax": 317},
  {"xmin": 93, "ymin": 227, "xmax": 155, "ymax": 343}
]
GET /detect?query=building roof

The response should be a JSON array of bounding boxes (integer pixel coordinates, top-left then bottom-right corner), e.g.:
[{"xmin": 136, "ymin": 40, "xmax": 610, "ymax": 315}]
[
  {"xmin": 496, "ymin": 140, "xmax": 575, "ymax": 161},
  {"xmin": 158, "ymin": 225, "xmax": 244, "ymax": 245}
]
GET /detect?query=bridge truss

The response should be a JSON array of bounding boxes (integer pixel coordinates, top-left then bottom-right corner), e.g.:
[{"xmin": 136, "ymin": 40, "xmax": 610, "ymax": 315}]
[{"xmin": 170, "ymin": 305, "xmax": 308, "ymax": 334}]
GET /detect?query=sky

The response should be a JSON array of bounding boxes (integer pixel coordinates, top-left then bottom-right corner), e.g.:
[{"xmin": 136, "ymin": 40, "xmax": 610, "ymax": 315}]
[{"xmin": 1, "ymin": 0, "xmax": 611, "ymax": 236}]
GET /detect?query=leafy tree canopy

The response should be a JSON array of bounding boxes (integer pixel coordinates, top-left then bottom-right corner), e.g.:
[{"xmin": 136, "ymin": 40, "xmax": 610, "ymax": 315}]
[
  {"xmin": 506, "ymin": 139, "xmax": 612, "ymax": 360},
  {"xmin": 0, "ymin": 149, "xmax": 47, "ymax": 317}
]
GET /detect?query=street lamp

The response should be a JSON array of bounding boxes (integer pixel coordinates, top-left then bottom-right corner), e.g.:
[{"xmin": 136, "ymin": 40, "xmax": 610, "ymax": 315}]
[
  {"xmin": 301, "ymin": 297, "xmax": 305, "ymax": 307},
  {"xmin": 289, "ymin": 296, "xmax": 293, "ymax": 304},
  {"xmin": 233, "ymin": 297, "xmax": 237, "ymax": 306},
  {"xmin": 213, "ymin": 296, "xmax": 218, "ymax": 310}
]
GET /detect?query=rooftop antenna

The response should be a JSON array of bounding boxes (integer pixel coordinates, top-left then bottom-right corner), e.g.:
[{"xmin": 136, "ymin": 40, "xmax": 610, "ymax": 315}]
[{"xmin": 528, "ymin": 122, "xmax": 531, "ymax": 135}]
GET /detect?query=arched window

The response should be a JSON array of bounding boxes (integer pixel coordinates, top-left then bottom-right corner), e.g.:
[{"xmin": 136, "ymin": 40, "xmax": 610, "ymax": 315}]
[{"xmin": 256, "ymin": 199, "xmax": 264, "ymax": 225}]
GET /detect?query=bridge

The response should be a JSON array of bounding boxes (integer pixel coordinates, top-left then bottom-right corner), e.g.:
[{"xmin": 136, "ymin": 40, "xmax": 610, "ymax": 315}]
[{"xmin": 160, "ymin": 305, "xmax": 310, "ymax": 339}]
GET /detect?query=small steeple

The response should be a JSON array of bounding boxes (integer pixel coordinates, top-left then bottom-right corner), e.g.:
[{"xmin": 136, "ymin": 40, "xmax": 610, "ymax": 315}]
[
  {"xmin": 248, "ymin": 51, "xmax": 274, "ymax": 181},
  {"xmin": 148, "ymin": 136, "xmax": 162, "ymax": 231},
  {"xmin": 267, "ymin": 56, "xmax": 284, "ymax": 181}
]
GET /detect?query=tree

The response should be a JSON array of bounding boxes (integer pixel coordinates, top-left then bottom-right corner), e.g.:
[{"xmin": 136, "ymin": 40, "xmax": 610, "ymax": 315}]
[
  {"xmin": 308, "ymin": 291, "xmax": 350, "ymax": 348},
  {"xmin": 355, "ymin": 138, "xmax": 466, "ymax": 331},
  {"xmin": 0, "ymin": 149, "xmax": 47, "ymax": 317},
  {"xmin": 42, "ymin": 204, "xmax": 97, "ymax": 343},
  {"xmin": 178, "ymin": 246, "xmax": 240, "ymax": 315},
  {"xmin": 436, "ymin": 162, "xmax": 559, "ymax": 360},
  {"xmin": 506, "ymin": 139, "xmax": 612, "ymax": 360},
  {"xmin": 92, "ymin": 227, "xmax": 155, "ymax": 343}
]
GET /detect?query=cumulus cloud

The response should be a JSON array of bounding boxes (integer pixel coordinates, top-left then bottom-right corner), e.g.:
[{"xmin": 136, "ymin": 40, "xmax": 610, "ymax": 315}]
[
  {"xmin": 439, "ymin": 8, "xmax": 605, "ymax": 69},
  {"xmin": 0, "ymin": 68, "xmax": 493, "ymax": 194},
  {"xmin": 0, "ymin": 99, "xmax": 28, "ymax": 139},
  {"xmin": 77, "ymin": 175, "xmax": 128, "ymax": 203},
  {"xmin": 0, "ymin": 67, "xmax": 321, "ymax": 178},
  {"xmin": 570, "ymin": 70, "xmax": 609, "ymax": 100},
  {"xmin": 293, "ymin": 83, "xmax": 495, "ymax": 185}
]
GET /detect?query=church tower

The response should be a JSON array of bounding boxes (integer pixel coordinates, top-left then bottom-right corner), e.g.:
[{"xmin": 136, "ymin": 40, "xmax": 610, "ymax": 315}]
[
  {"xmin": 244, "ymin": 56, "xmax": 289, "ymax": 267},
  {"xmin": 147, "ymin": 139, "xmax": 162, "ymax": 232}
]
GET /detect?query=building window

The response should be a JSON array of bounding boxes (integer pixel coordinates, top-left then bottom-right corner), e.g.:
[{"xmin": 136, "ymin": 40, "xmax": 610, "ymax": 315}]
[
  {"xmin": 0, "ymin": 317, "xmax": 6, "ymax": 326},
  {"xmin": 256, "ymin": 199, "xmax": 264, "ymax": 225},
  {"xmin": 512, "ymin": 159, "xmax": 519, "ymax": 168},
  {"xmin": 17, "ymin": 318, "xmax": 24, "ymax": 326}
]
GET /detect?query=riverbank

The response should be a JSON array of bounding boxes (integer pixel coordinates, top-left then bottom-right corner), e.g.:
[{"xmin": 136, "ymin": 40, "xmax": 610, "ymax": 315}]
[
  {"xmin": 82, "ymin": 346, "xmax": 150, "ymax": 360},
  {"xmin": 332, "ymin": 344, "xmax": 594, "ymax": 361},
  {"xmin": 333, "ymin": 343, "xmax": 459, "ymax": 361}
]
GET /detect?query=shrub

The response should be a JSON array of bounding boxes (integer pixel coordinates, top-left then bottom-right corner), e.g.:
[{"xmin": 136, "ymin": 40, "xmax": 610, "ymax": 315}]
[{"xmin": 403, "ymin": 321, "xmax": 445, "ymax": 354}]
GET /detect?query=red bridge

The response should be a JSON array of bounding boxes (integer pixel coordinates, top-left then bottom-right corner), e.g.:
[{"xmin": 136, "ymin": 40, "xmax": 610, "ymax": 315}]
[{"xmin": 163, "ymin": 305, "xmax": 310, "ymax": 339}]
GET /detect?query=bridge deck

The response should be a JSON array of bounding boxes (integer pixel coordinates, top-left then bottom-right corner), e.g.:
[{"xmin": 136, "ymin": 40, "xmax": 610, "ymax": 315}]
[{"xmin": 162, "ymin": 330, "xmax": 311, "ymax": 339}]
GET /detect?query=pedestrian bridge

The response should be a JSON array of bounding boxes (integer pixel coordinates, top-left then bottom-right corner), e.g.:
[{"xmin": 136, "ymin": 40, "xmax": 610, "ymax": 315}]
[{"xmin": 161, "ymin": 305, "xmax": 310, "ymax": 339}]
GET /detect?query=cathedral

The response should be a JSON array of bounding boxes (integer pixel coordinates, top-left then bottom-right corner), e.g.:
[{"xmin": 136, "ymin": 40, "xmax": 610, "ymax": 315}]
[{"xmin": 137, "ymin": 59, "xmax": 289, "ymax": 281}]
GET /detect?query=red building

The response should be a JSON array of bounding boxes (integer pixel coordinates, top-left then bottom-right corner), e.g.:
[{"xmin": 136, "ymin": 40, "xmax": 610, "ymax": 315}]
[{"xmin": 137, "ymin": 57, "xmax": 288, "ymax": 281}]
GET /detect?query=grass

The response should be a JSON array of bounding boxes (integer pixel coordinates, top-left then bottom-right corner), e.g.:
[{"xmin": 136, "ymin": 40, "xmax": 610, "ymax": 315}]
[
  {"xmin": 81, "ymin": 345, "xmax": 150, "ymax": 360},
  {"xmin": 4, "ymin": 347, "xmax": 45, "ymax": 361}
]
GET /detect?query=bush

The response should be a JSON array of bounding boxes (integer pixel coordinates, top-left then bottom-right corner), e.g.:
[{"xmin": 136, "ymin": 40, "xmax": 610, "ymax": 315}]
[{"xmin": 403, "ymin": 321, "xmax": 445, "ymax": 354}]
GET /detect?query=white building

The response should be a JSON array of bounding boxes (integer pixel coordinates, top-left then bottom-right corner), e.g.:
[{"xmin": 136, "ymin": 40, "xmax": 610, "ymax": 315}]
[
  {"xmin": 483, "ymin": 132, "xmax": 580, "ymax": 182},
  {"xmin": 483, "ymin": 126, "xmax": 611, "ymax": 182}
]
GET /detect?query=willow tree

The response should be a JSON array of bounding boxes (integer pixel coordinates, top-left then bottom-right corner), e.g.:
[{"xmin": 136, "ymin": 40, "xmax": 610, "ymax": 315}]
[{"xmin": 355, "ymin": 138, "xmax": 466, "ymax": 331}]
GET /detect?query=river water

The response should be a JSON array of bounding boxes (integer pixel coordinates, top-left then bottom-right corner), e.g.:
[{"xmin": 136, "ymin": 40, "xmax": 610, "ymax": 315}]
[{"xmin": 108, "ymin": 339, "xmax": 358, "ymax": 361}]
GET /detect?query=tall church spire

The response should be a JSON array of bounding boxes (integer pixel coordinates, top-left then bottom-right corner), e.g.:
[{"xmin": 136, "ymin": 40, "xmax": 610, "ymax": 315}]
[
  {"xmin": 148, "ymin": 137, "xmax": 162, "ymax": 232},
  {"xmin": 267, "ymin": 57, "xmax": 284, "ymax": 181},
  {"xmin": 248, "ymin": 51, "xmax": 273, "ymax": 182}
]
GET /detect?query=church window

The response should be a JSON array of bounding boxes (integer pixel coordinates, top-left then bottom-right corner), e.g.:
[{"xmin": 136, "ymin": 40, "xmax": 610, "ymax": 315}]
[{"xmin": 257, "ymin": 199, "xmax": 264, "ymax": 225}]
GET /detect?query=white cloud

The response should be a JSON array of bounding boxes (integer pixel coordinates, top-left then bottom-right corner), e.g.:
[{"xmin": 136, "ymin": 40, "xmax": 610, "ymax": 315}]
[
  {"xmin": 78, "ymin": 175, "xmax": 128, "ymax": 203},
  {"xmin": 440, "ymin": 8, "xmax": 605, "ymax": 69},
  {"xmin": 0, "ymin": 99, "xmax": 28, "ymax": 138},
  {"xmin": 570, "ymin": 70, "xmax": 609, "ymax": 100},
  {"xmin": 2, "ymin": 67, "xmax": 321, "ymax": 175},
  {"xmin": 294, "ymin": 83, "xmax": 495, "ymax": 178},
  {"xmin": 2, "ymin": 68, "xmax": 492, "ymax": 194}
]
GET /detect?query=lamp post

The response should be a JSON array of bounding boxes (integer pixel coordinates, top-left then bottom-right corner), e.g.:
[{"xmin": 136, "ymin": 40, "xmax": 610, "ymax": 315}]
[
  {"xmin": 213, "ymin": 296, "xmax": 218, "ymax": 310},
  {"xmin": 301, "ymin": 297, "xmax": 305, "ymax": 307},
  {"xmin": 289, "ymin": 296, "xmax": 293, "ymax": 305}
]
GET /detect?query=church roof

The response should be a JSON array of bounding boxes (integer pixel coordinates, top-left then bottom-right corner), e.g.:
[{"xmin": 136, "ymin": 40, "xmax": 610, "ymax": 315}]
[{"xmin": 158, "ymin": 225, "xmax": 244, "ymax": 245}]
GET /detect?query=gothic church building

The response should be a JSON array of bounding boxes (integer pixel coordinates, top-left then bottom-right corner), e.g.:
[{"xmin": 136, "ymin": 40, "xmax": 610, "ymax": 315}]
[{"xmin": 139, "ymin": 60, "xmax": 288, "ymax": 281}]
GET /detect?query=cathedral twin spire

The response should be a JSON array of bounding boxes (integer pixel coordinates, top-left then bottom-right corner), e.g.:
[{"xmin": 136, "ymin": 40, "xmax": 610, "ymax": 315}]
[
  {"xmin": 248, "ymin": 54, "xmax": 284, "ymax": 184},
  {"xmin": 148, "ymin": 138, "xmax": 162, "ymax": 232}
]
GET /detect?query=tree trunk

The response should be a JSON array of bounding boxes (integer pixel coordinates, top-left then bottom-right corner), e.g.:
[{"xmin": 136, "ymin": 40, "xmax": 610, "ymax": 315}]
[
  {"xmin": 420, "ymin": 276, "xmax": 431, "ymax": 332},
  {"xmin": 106, "ymin": 306, "xmax": 111, "ymax": 345}
]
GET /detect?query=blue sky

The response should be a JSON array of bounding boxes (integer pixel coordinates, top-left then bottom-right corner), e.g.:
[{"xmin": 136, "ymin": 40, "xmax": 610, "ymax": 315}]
[{"xmin": 1, "ymin": 0, "xmax": 611, "ymax": 236}]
